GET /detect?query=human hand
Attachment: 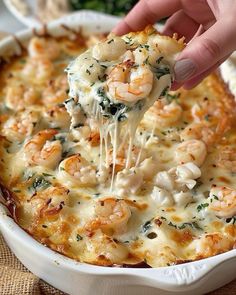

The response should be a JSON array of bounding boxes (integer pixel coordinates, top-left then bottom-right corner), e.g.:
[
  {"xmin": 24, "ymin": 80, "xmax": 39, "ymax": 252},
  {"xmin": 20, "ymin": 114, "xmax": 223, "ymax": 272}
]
[{"xmin": 113, "ymin": 0, "xmax": 236, "ymax": 89}]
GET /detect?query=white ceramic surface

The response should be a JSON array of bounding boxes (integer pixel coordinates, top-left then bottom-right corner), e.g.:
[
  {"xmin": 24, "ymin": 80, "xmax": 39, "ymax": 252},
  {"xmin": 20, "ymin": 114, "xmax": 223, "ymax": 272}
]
[
  {"xmin": 0, "ymin": 11, "xmax": 236, "ymax": 295},
  {"xmin": 0, "ymin": 0, "xmax": 25, "ymax": 33},
  {"xmin": 4, "ymin": 0, "xmax": 43, "ymax": 28}
]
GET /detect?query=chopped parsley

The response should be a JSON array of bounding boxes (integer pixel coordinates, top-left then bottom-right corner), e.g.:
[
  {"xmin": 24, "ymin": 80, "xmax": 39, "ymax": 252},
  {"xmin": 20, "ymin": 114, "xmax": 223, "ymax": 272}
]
[
  {"xmin": 55, "ymin": 135, "xmax": 66, "ymax": 144},
  {"xmin": 166, "ymin": 93, "xmax": 180, "ymax": 103},
  {"xmin": 42, "ymin": 173, "xmax": 53, "ymax": 177},
  {"xmin": 142, "ymin": 219, "xmax": 153, "ymax": 233},
  {"xmin": 160, "ymin": 216, "xmax": 167, "ymax": 221},
  {"xmin": 76, "ymin": 234, "xmax": 83, "ymax": 241},
  {"xmin": 154, "ymin": 66, "xmax": 170, "ymax": 79},
  {"xmin": 166, "ymin": 219, "xmax": 203, "ymax": 231},
  {"xmin": 168, "ymin": 221, "xmax": 177, "ymax": 228},
  {"xmin": 156, "ymin": 56, "xmax": 164, "ymax": 64},
  {"xmin": 204, "ymin": 114, "xmax": 210, "ymax": 121},
  {"xmin": 197, "ymin": 203, "xmax": 209, "ymax": 212},
  {"xmin": 28, "ymin": 176, "xmax": 51, "ymax": 194},
  {"xmin": 178, "ymin": 222, "xmax": 203, "ymax": 230},
  {"xmin": 97, "ymin": 87, "xmax": 129, "ymax": 121},
  {"xmin": 160, "ymin": 86, "xmax": 169, "ymax": 97},
  {"xmin": 140, "ymin": 44, "xmax": 150, "ymax": 50},
  {"xmin": 125, "ymin": 36, "xmax": 132, "ymax": 44},
  {"xmin": 213, "ymin": 194, "xmax": 219, "ymax": 200}
]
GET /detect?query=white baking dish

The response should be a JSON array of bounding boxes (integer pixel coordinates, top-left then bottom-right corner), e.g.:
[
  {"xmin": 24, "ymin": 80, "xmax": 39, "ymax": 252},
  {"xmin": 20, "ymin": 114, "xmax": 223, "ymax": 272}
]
[{"xmin": 0, "ymin": 11, "xmax": 236, "ymax": 295}]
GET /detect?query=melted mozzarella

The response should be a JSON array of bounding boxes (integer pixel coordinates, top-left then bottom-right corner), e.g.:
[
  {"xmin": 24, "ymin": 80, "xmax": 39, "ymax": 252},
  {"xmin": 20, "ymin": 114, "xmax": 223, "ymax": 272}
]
[
  {"xmin": 0, "ymin": 32, "xmax": 235, "ymax": 268},
  {"xmin": 66, "ymin": 26, "xmax": 184, "ymax": 189}
]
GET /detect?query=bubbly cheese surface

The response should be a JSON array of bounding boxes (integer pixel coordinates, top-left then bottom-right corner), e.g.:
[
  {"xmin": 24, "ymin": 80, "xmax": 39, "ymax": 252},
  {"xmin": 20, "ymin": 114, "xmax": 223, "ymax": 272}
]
[{"xmin": 0, "ymin": 30, "xmax": 236, "ymax": 268}]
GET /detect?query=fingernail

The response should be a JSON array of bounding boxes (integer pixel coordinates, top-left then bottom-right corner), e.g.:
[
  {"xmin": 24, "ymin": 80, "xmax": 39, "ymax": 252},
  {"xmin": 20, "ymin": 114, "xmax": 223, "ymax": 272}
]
[{"xmin": 174, "ymin": 59, "xmax": 196, "ymax": 82}]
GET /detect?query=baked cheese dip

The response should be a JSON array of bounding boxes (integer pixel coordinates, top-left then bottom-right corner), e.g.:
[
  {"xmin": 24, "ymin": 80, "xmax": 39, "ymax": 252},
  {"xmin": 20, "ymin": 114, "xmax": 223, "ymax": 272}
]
[
  {"xmin": 66, "ymin": 26, "xmax": 183, "ymax": 188},
  {"xmin": 0, "ymin": 27, "xmax": 236, "ymax": 268}
]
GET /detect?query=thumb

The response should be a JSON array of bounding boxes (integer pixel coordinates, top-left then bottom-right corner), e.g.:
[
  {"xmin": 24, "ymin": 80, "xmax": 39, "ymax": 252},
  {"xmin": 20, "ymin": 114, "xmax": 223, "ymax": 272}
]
[{"xmin": 174, "ymin": 18, "xmax": 236, "ymax": 82}]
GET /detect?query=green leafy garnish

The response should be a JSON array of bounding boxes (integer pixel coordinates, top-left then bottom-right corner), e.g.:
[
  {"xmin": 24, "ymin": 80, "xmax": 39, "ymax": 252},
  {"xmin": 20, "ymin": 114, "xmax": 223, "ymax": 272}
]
[
  {"xmin": 154, "ymin": 67, "xmax": 170, "ymax": 79},
  {"xmin": 70, "ymin": 0, "xmax": 137, "ymax": 16},
  {"xmin": 76, "ymin": 234, "xmax": 83, "ymax": 242},
  {"xmin": 142, "ymin": 219, "xmax": 153, "ymax": 233},
  {"xmin": 28, "ymin": 176, "xmax": 51, "ymax": 194},
  {"xmin": 97, "ymin": 87, "xmax": 129, "ymax": 121},
  {"xmin": 160, "ymin": 86, "xmax": 170, "ymax": 97},
  {"xmin": 197, "ymin": 203, "xmax": 209, "ymax": 212},
  {"xmin": 178, "ymin": 222, "xmax": 203, "ymax": 231},
  {"xmin": 42, "ymin": 173, "xmax": 53, "ymax": 177},
  {"xmin": 166, "ymin": 93, "xmax": 180, "ymax": 103}
]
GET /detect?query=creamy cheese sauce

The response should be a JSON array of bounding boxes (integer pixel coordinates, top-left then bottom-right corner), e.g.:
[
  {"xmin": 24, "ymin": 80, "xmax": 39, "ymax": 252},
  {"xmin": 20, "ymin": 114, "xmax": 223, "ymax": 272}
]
[
  {"xmin": 66, "ymin": 27, "xmax": 182, "ymax": 190},
  {"xmin": 0, "ymin": 30, "xmax": 236, "ymax": 268}
]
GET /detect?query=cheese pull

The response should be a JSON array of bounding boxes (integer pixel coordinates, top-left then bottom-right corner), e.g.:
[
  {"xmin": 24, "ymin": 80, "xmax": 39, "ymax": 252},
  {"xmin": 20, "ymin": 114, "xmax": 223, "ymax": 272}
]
[{"xmin": 66, "ymin": 26, "xmax": 185, "ymax": 185}]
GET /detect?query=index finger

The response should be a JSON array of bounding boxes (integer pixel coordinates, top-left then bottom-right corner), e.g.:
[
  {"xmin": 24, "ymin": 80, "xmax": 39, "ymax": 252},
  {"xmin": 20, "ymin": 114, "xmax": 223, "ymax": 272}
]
[{"xmin": 113, "ymin": 0, "xmax": 182, "ymax": 35}]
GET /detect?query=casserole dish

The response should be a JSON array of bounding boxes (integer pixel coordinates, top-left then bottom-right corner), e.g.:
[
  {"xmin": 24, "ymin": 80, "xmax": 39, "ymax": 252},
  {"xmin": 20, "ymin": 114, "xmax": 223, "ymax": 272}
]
[{"xmin": 0, "ymin": 10, "xmax": 236, "ymax": 295}]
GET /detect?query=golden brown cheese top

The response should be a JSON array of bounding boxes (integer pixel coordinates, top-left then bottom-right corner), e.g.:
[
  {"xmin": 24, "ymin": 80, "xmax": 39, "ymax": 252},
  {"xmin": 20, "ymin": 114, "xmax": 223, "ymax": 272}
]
[{"xmin": 0, "ymin": 31, "xmax": 236, "ymax": 268}]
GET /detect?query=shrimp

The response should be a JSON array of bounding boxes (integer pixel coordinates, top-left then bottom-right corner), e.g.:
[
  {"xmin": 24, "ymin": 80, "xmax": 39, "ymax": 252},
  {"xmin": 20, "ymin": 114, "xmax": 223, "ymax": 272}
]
[
  {"xmin": 209, "ymin": 186, "xmax": 236, "ymax": 218},
  {"xmin": 1, "ymin": 111, "xmax": 38, "ymax": 142},
  {"xmin": 5, "ymin": 84, "xmax": 38, "ymax": 111},
  {"xmin": 180, "ymin": 117, "xmax": 230, "ymax": 146},
  {"xmin": 24, "ymin": 129, "xmax": 62, "ymax": 169},
  {"xmin": 83, "ymin": 229, "xmax": 129, "ymax": 266},
  {"xmin": 175, "ymin": 139, "xmax": 207, "ymax": 167},
  {"xmin": 28, "ymin": 37, "xmax": 60, "ymax": 60},
  {"xmin": 23, "ymin": 57, "xmax": 54, "ymax": 85},
  {"xmin": 107, "ymin": 63, "xmax": 153, "ymax": 103},
  {"xmin": 217, "ymin": 146, "xmax": 236, "ymax": 173},
  {"xmin": 43, "ymin": 105, "xmax": 70, "ymax": 130},
  {"xmin": 42, "ymin": 75, "xmax": 68, "ymax": 105},
  {"xmin": 87, "ymin": 198, "xmax": 131, "ymax": 235},
  {"xmin": 29, "ymin": 186, "xmax": 69, "ymax": 221},
  {"xmin": 194, "ymin": 233, "xmax": 233, "ymax": 258},
  {"xmin": 87, "ymin": 131, "xmax": 100, "ymax": 146},
  {"xmin": 59, "ymin": 154, "xmax": 97, "ymax": 186},
  {"xmin": 146, "ymin": 100, "xmax": 182, "ymax": 127},
  {"xmin": 191, "ymin": 99, "xmax": 226, "ymax": 123}
]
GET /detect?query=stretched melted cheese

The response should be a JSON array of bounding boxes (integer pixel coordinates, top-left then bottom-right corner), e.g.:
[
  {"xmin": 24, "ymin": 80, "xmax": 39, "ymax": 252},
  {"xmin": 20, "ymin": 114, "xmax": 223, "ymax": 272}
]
[
  {"xmin": 0, "ymin": 31, "xmax": 236, "ymax": 268},
  {"xmin": 66, "ymin": 26, "xmax": 184, "ymax": 187}
]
